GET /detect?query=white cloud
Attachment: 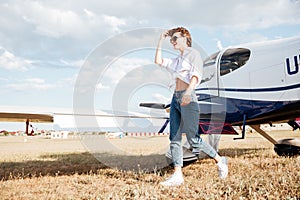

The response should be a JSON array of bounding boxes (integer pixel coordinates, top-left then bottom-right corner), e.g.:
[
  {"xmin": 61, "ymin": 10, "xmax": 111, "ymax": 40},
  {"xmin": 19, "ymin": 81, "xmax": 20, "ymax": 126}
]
[
  {"xmin": 102, "ymin": 14, "xmax": 126, "ymax": 32},
  {"xmin": 173, "ymin": 0, "xmax": 300, "ymax": 30},
  {"xmin": 102, "ymin": 57, "xmax": 152, "ymax": 84},
  {"xmin": 1, "ymin": 0, "xmax": 299, "ymax": 40},
  {"xmin": 6, "ymin": 78, "xmax": 56, "ymax": 91},
  {"xmin": 96, "ymin": 83, "xmax": 110, "ymax": 91},
  {"xmin": 60, "ymin": 59, "xmax": 85, "ymax": 68},
  {"xmin": 11, "ymin": 1, "xmax": 128, "ymax": 39},
  {"xmin": 83, "ymin": 8, "xmax": 95, "ymax": 19},
  {"xmin": 20, "ymin": 1, "xmax": 89, "ymax": 39},
  {"xmin": 1, "ymin": 0, "xmax": 299, "ymax": 68},
  {"xmin": 0, "ymin": 47, "xmax": 32, "ymax": 71}
]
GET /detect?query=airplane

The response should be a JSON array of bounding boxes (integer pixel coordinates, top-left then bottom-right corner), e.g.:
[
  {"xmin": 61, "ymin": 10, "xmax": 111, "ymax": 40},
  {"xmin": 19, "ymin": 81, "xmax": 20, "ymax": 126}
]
[
  {"xmin": 0, "ymin": 35, "xmax": 299, "ymax": 165},
  {"xmin": 140, "ymin": 35, "xmax": 300, "ymax": 163}
]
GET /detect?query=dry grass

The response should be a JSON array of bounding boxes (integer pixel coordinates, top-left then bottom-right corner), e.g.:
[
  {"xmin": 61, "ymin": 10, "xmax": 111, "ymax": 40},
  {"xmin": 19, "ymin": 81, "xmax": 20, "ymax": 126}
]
[{"xmin": 0, "ymin": 131, "xmax": 300, "ymax": 199}]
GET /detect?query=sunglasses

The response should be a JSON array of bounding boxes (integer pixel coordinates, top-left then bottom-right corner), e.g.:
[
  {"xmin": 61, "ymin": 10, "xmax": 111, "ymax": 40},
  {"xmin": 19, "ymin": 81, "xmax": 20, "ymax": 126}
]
[{"xmin": 170, "ymin": 35, "xmax": 183, "ymax": 43}]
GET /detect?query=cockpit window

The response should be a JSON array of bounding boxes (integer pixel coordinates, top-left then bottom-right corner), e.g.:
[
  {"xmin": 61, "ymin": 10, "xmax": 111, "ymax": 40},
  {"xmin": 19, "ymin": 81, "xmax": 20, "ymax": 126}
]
[{"xmin": 220, "ymin": 48, "xmax": 251, "ymax": 76}]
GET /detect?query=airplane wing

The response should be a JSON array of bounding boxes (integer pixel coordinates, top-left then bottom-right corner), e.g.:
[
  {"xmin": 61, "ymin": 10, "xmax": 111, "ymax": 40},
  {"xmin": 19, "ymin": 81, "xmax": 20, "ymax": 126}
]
[
  {"xmin": 0, "ymin": 106, "xmax": 53, "ymax": 123},
  {"xmin": 0, "ymin": 112, "xmax": 53, "ymax": 123},
  {"xmin": 0, "ymin": 105, "xmax": 168, "ymax": 135}
]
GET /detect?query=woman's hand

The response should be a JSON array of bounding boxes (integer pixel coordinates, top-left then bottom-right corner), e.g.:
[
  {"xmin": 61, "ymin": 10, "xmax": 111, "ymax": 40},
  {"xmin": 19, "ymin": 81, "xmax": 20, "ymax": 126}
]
[
  {"xmin": 181, "ymin": 92, "xmax": 191, "ymax": 106},
  {"xmin": 180, "ymin": 76, "xmax": 198, "ymax": 106},
  {"xmin": 160, "ymin": 30, "xmax": 169, "ymax": 40}
]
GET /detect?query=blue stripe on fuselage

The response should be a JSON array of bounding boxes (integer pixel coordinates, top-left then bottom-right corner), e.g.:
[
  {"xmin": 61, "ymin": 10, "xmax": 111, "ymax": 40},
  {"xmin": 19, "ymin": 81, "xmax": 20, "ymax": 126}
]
[
  {"xmin": 197, "ymin": 95, "xmax": 300, "ymax": 124},
  {"xmin": 196, "ymin": 83, "xmax": 300, "ymax": 93}
]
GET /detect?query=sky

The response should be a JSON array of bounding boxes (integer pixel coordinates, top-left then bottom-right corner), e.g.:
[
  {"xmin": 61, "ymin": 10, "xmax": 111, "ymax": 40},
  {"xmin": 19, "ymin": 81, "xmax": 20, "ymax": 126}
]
[{"xmin": 0, "ymin": 0, "xmax": 299, "ymax": 131}]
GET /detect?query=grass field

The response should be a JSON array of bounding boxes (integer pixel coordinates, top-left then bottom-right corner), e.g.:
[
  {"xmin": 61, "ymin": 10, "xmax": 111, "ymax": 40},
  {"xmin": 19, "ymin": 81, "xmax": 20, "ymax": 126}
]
[{"xmin": 0, "ymin": 130, "xmax": 300, "ymax": 199}]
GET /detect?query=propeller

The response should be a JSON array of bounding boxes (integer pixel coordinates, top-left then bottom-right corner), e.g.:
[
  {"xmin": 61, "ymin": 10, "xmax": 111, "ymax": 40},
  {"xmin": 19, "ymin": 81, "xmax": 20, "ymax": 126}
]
[{"xmin": 139, "ymin": 103, "xmax": 170, "ymax": 109}]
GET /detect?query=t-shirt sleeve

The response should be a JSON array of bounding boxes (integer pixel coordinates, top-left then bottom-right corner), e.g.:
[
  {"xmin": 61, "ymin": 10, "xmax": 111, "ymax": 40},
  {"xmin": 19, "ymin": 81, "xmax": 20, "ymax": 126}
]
[{"xmin": 161, "ymin": 57, "xmax": 177, "ymax": 72}]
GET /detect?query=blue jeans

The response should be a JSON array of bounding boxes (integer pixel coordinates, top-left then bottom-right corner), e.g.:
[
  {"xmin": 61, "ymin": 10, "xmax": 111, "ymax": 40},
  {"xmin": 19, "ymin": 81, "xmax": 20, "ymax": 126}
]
[{"xmin": 169, "ymin": 90, "xmax": 217, "ymax": 167}]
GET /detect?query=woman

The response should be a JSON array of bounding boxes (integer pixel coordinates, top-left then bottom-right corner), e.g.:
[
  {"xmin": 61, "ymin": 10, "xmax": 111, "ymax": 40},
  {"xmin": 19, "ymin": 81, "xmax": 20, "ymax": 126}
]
[{"xmin": 155, "ymin": 27, "xmax": 228, "ymax": 187}]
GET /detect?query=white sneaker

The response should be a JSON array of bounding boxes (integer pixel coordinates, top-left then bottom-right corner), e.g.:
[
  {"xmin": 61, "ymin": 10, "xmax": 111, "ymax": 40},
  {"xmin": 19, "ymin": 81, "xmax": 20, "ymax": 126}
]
[
  {"xmin": 217, "ymin": 157, "xmax": 228, "ymax": 179},
  {"xmin": 160, "ymin": 172, "xmax": 184, "ymax": 187}
]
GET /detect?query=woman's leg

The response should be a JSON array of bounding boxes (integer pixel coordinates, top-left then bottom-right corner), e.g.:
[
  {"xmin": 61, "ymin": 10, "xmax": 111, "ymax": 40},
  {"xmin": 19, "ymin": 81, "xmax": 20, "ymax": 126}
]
[
  {"xmin": 169, "ymin": 95, "xmax": 183, "ymax": 167},
  {"xmin": 160, "ymin": 94, "xmax": 185, "ymax": 186},
  {"xmin": 181, "ymin": 100, "xmax": 217, "ymax": 158},
  {"xmin": 180, "ymin": 91, "xmax": 228, "ymax": 178}
]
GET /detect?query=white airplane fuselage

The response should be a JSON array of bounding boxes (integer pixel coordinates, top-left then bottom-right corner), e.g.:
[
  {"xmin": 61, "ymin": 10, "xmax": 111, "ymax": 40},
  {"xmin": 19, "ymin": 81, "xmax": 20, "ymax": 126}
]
[{"xmin": 197, "ymin": 36, "xmax": 300, "ymax": 126}]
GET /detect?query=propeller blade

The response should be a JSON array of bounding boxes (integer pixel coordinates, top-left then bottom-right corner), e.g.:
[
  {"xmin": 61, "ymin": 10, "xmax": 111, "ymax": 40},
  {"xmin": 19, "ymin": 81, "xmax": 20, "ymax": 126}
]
[{"xmin": 139, "ymin": 103, "xmax": 167, "ymax": 109}]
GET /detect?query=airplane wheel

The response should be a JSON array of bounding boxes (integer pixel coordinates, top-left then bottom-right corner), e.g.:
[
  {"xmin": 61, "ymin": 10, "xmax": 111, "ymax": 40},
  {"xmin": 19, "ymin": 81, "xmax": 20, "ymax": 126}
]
[{"xmin": 274, "ymin": 138, "xmax": 300, "ymax": 156}]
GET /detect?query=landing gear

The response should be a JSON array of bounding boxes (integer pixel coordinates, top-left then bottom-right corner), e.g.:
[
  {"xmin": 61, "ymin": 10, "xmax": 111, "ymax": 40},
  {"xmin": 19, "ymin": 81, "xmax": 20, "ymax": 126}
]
[
  {"xmin": 250, "ymin": 125, "xmax": 300, "ymax": 156},
  {"xmin": 274, "ymin": 138, "xmax": 300, "ymax": 156}
]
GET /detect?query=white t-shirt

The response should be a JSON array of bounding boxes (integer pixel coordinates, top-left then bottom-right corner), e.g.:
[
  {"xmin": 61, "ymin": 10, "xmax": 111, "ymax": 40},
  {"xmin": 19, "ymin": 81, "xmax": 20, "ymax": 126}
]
[{"xmin": 161, "ymin": 47, "xmax": 203, "ymax": 86}]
